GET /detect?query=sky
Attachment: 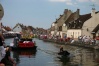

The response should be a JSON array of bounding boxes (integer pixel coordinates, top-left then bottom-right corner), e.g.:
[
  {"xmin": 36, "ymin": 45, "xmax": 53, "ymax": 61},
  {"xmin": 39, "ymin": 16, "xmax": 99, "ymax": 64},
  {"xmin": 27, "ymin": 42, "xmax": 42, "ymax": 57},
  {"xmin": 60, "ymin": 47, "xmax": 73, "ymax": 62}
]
[{"xmin": 0, "ymin": 0, "xmax": 99, "ymax": 29}]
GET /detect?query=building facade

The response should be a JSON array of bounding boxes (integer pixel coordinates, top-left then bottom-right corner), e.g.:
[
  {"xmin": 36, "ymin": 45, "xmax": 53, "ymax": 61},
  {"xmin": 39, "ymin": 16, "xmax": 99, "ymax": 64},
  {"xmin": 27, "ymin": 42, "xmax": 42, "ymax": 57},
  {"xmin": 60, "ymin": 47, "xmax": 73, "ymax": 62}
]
[
  {"xmin": 82, "ymin": 8, "xmax": 99, "ymax": 38},
  {"xmin": 50, "ymin": 8, "xmax": 99, "ymax": 39}
]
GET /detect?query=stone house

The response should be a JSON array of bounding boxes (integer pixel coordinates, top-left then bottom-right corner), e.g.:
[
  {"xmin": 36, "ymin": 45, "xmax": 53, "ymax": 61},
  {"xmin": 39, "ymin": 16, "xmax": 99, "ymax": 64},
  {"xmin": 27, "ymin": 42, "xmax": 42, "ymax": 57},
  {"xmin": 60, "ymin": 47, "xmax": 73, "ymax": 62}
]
[
  {"xmin": 50, "ymin": 9, "xmax": 80, "ymax": 38},
  {"xmin": 50, "ymin": 8, "xmax": 99, "ymax": 39},
  {"xmin": 82, "ymin": 8, "xmax": 99, "ymax": 38},
  {"xmin": 66, "ymin": 8, "xmax": 99, "ymax": 39}
]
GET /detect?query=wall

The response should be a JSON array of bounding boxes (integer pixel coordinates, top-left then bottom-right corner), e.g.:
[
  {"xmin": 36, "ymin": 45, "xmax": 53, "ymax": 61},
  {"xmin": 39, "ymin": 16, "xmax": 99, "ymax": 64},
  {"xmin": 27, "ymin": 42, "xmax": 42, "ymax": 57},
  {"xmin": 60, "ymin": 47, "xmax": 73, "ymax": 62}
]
[
  {"xmin": 67, "ymin": 29, "xmax": 81, "ymax": 39},
  {"xmin": 13, "ymin": 25, "xmax": 22, "ymax": 32},
  {"xmin": 82, "ymin": 11, "xmax": 99, "ymax": 38}
]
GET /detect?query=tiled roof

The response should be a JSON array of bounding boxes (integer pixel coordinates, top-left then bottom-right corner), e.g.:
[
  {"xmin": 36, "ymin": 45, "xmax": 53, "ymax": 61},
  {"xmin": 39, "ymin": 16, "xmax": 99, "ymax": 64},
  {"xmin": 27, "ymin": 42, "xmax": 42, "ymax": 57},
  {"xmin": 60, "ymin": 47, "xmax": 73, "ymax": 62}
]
[{"xmin": 96, "ymin": 11, "xmax": 99, "ymax": 14}]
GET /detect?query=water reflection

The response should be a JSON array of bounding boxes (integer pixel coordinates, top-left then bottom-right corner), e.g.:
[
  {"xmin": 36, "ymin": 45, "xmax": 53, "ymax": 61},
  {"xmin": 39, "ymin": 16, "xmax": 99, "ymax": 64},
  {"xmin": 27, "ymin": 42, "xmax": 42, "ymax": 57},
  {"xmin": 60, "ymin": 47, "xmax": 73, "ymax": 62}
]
[
  {"xmin": 12, "ymin": 50, "xmax": 37, "ymax": 64},
  {"xmin": 5, "ymin": 38, "xmax": 99, "ymax": 66},
  {"xmin": 68, "ymin": 48, "xmax": 99, "ymax": 66},
  {"xmin": 57, "ymin": 55, "xmax": 70, "ymax": 65}
]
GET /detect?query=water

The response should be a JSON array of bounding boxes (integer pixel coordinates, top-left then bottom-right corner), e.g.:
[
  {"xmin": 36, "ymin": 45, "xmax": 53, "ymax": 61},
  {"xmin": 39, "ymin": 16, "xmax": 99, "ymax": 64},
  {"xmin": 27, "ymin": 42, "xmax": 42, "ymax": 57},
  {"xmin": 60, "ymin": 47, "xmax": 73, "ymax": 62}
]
[{"xmin": 5, "ymin": 38, "xmax": 99, "ymax": 66}]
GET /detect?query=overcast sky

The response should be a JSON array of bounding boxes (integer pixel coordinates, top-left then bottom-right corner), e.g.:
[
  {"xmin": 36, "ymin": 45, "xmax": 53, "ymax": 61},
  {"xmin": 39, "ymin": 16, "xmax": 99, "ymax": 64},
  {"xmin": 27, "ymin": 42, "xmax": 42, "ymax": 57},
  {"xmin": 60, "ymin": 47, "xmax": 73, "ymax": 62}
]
[{"xmin": 0, "ymin": 0, "xmax": 99, "ymax": 29}]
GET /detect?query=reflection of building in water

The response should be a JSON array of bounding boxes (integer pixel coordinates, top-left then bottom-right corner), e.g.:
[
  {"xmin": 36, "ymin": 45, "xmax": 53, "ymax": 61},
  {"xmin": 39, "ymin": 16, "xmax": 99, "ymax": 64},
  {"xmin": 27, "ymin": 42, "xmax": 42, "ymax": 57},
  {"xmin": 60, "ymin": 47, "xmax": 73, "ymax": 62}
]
[
  {"xmin": 18, "ymin": 50, "xmax": 36, "ymax": 57},
  {"xmin": 71, "ymin": 49, "xmax": 98, "ymax": 66},
  {"xmin": 93, "ymin": 50, "xmax": 99, "ymax": 63},
  {"xmin": 13, "ymin": 51, "xmax": 20, "ymax": 63}
]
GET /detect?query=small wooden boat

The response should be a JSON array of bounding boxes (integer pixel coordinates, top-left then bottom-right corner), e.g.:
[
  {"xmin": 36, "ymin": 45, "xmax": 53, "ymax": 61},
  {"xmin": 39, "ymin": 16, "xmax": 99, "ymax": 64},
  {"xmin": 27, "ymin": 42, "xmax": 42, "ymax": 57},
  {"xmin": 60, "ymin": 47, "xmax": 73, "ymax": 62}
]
[
  {"xmin": 10, "ymin": 38, "xmax": 37, "ymax": 51},
  {"xmin": 58, "ymin": 50, "xmax": 70, "ymax": 56},
  {"xmin": 57, "ymin": 50, "xmax": 70, "ymax": 65}
]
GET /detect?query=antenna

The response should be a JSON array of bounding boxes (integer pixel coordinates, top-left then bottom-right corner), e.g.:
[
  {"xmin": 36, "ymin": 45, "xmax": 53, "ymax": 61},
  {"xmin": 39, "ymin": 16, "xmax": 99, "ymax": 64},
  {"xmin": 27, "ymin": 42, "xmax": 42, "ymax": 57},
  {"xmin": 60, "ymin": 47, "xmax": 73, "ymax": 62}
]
[{"xmin": 90, "ymin": 4, "xmax": 95, "ymax": 9}]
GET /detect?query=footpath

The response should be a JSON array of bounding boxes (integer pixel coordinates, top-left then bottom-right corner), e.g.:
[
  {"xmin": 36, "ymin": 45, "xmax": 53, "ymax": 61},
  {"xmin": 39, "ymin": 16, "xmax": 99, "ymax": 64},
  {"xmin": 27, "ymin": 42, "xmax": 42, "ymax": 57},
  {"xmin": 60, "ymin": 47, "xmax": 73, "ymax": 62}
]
[{"xmin": 42, "ymin": 39, "xmax": 99, "ymax": 50}]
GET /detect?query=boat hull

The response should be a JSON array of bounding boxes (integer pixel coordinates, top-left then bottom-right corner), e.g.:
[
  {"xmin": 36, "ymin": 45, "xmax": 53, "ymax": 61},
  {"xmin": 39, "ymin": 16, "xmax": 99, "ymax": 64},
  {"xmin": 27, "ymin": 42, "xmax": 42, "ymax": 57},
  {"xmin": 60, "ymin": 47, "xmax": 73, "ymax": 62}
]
[{"xmin": 11, "ymin": 46, "xmax": 37, "ymax": 51}]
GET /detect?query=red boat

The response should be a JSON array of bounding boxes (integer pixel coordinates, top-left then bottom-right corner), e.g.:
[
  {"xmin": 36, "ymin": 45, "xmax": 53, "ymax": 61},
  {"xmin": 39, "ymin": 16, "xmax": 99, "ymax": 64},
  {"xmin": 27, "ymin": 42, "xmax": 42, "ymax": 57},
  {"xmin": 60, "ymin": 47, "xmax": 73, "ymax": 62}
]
[{"xmin": 11, "ymin": 38, "xmax": 37, "ymax": 50}]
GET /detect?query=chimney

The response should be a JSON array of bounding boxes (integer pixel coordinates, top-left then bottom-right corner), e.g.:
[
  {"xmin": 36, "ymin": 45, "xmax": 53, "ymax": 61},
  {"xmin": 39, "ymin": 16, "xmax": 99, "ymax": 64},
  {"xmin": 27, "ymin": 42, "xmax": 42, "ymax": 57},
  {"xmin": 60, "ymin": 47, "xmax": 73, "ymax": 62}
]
[
  {"xmin": 64, "ymin": 9, "xmax": 68, "ymax": 14},
  {"xmin": 91, "ymin": 8, "xmax": 96, "ymax": 17},
  {"xmin": 76, "ymin": 9, "xmax": 80, "ymax": 18}
]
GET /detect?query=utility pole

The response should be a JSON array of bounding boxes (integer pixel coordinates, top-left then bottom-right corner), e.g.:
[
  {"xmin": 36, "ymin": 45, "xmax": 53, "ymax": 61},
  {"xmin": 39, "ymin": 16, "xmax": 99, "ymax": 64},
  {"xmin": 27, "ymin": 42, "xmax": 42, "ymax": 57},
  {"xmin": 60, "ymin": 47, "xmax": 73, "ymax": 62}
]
[{"xmin": 90, "ymin": 4, "xmax": 95, "ymax": 9}]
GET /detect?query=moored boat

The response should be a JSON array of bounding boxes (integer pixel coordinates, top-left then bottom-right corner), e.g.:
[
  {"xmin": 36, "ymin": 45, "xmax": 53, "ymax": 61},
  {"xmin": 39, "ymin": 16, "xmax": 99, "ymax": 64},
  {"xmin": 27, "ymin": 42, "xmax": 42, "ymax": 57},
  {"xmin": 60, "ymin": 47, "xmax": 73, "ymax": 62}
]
[{"xmin": 10, "ymin": 38, "xmax": 37, "ymax": 51}]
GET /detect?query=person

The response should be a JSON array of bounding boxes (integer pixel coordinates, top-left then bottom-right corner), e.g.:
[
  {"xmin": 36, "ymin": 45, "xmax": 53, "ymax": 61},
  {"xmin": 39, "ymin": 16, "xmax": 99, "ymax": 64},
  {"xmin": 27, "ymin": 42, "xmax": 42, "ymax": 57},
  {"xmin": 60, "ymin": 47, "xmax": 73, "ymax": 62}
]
[
  {"xmin": 0, "ymin": 33, "xmax": 6, "ymax": 66},
  {"xmin": 0, "ymin": 63, "xmax": 5, "ymax": 66},
  {"xmin": 1, "ymin": 46, "xmax": 16, "ymax": 66},
  {"xmin": 13, "ymin": 35, "xmax": 19, "ymax": 47},
  {"xmin": 60, "ymin": 46, "xmax": 64, "ymax": 52}
]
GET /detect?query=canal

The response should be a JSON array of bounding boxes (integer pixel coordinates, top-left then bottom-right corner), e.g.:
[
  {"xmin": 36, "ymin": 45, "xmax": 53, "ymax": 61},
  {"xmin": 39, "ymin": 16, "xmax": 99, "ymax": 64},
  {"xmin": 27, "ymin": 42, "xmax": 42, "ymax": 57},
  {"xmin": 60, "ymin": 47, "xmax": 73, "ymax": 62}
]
[{"xmin": 5, "ymin": 38, "xmax": 99, "ymax": 66}]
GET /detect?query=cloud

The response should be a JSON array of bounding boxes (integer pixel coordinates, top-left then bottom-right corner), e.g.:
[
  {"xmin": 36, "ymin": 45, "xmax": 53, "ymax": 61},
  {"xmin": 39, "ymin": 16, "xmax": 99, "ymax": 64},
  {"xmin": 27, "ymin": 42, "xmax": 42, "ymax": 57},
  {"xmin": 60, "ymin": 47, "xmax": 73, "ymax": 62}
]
[
  {"xmin": 76, "ymin": 0, "xmax": 90, "ymax": 2},
  {"xmin": 49, "ymin": 0, "xmax": 74, "ymax": 5},
  {"xmin": 49, "ymin": 0, "xmax": 66, "ymax": 2},
  {"xmin": 65, "ymin": 0, "xmax": 73, "ymax": 5},
  {"xmin": 91, "ymin": 0, "xmax": 99, "ymax": 5},
  {"xmin": 76, "ymin": 0, "xmax": 99, "ymax": 5}
]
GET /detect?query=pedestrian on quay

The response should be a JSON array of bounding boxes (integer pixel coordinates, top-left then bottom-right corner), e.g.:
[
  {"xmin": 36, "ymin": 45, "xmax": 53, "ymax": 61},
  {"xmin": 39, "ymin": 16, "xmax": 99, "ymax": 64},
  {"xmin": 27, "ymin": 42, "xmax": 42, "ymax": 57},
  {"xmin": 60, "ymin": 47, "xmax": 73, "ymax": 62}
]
[{"xmin": 0, "ymin": 33, "xmax": 6, "ymax": 66}]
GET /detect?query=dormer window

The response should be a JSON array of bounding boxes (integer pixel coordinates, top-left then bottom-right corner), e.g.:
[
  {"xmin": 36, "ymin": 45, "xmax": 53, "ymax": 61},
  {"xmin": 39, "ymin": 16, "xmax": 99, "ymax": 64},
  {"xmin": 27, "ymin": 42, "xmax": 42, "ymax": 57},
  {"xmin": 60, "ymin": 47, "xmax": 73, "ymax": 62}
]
[
  {"xmin": 52, "ymin": 23, "xmax": 55, "ymax": 27},
  {"xmin": 63, "ymin": 23, "xmax": 66, "ymax": 26},
  {"xmin": 87, "ymin": 28, "xmax": 89, "ymax": 31}
]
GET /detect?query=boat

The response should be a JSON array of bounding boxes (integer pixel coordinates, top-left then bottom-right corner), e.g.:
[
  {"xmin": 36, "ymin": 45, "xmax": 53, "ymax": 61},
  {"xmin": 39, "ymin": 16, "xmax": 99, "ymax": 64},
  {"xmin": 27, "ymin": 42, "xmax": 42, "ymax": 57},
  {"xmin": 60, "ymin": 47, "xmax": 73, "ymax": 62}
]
[
  {"xmin": 58, "ymin": 50, "xmax": 70, "ymax": 56},
  {"xmin": 57, "ymin": 50, "xmax": 70, "ymax": 65},
  {"xmin": 10, "ymin": 38, "xmax": 37, "ymax": 50}
]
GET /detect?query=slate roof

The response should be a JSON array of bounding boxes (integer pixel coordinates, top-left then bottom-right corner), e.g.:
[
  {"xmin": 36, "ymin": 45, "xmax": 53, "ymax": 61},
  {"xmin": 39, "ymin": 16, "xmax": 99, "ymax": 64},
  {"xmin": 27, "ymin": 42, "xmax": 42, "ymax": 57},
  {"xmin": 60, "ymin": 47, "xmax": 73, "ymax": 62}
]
[
  {"xmin": 92, "ymin": 24, "xmax": 99, "ymax": 33},
  {"xmin": 65, "ymin": 12, "xmax": 77, "ymax": 24},
  {"xmin": 67, "ymin": 13, "xmax": 92, "ymax": 29}
]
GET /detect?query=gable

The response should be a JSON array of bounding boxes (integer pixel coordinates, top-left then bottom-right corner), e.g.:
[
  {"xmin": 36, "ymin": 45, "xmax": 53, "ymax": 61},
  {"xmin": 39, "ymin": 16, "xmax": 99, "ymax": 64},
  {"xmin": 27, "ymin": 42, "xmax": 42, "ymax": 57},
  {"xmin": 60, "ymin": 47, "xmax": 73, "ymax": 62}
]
[{"xmin": 13, "ymin": 25, "xmax": 22, "ymax": 32}]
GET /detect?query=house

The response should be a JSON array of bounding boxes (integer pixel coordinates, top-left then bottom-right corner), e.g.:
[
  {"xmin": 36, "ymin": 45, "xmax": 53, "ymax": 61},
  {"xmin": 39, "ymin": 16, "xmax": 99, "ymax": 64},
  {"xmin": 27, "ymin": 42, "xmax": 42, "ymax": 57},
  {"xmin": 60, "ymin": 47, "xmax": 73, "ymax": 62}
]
[
  {"xmin": 82, "ymin": 8, "xmax": 99, "ymax": 38},
  {"xmin": 50, "ymin": 8, "xmax": 99, "ymax": 39},
  {"xmin": 13, "ymin": 23, "xmax": 29, "ymax": 34},
  {"xmin": 66, "ymin": 12, "xmax": 91, "ymax": 39},
  {"xmin": 50, "ymin": 9, "xmax": 80, "ymax": 38},
  {"xmin": 65, "ymin": 8, "xmax": 99, "ymax": 39}
]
